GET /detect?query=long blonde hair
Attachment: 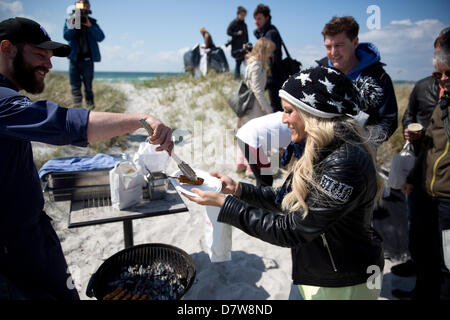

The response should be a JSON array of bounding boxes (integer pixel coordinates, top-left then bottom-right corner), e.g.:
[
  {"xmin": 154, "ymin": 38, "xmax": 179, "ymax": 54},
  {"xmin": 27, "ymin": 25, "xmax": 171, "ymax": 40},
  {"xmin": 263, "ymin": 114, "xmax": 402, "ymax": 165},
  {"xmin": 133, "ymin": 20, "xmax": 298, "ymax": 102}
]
[
  {"xmin": 281, "ymin": 108, "xmax": 383, "ymax": 217},
  {"xmin": 248, "ymin": 38, "xmax": 275, "ymax": 68}
]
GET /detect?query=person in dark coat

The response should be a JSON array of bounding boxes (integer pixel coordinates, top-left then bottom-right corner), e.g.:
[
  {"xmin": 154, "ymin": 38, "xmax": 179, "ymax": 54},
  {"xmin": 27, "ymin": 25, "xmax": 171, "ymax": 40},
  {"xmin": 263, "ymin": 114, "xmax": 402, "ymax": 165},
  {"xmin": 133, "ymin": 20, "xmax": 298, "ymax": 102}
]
[
  {"xmin": 0, "ymin": 17, "xmax": 173, "ymax": 300},
  {"xmin": 227, "ymin": 6, "xmax": 249, "ymax": 80},
  {"xmin": 253, "ymin": 4, "xmax": 283, "ymax": 113}
]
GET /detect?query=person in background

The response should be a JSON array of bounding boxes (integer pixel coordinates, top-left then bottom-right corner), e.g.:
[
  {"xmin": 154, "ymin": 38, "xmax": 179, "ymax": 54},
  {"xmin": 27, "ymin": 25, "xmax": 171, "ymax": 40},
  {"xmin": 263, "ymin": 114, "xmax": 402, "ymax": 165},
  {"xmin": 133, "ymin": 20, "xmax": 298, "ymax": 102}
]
[
  {"xmin": 235, "ymin": 38, "xmax": 275, "ymax": 182},
  {"xmin": 239, "ymin": 15, "xmax": 399, "ymax": 186},
  {"xmin": 0, "ymin": 17, "xmax": 173, "ymax": 300},
  {"xmin": 63, "ymin": 0, "xmax": 104, "ymax": 110},
  {"xmin": 318, "ymin": 16, "xmax": 397, "ymax": 144},
  {"xmin": 200, "ymin": 27, "xmax": 215, "ymax": 50},
  {"xmin": 184, "ymin": 66, "xmax": 385, "ymax": 300},
  {"xmin": 227, "ymin": 6, "xmax": 249, "ymax": 80},
  {"xmin": 253, "ymin": 3, "xmax": 283, "ymax": 113},
  {"xmin": 398, "ymin": 28, "xmax": 450, "ymax": 301},
  {"xmin": 390, "ymin": 27, "xmax": 449, "ymax": 296}
]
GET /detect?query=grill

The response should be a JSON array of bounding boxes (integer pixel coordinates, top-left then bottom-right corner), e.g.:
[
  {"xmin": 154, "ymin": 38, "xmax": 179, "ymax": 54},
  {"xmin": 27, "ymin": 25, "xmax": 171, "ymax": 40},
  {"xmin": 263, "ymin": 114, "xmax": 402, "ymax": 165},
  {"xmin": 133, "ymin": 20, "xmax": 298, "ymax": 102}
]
[{"xmin": 86, "ymin": 243, "xmax": 196, "ymax": 300}]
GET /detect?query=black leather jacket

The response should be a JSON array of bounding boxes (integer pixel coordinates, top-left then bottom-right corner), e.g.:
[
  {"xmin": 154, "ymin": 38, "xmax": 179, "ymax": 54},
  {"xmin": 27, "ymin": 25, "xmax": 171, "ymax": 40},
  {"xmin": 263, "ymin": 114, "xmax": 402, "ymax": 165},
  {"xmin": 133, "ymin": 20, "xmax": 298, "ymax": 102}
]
[
  {"xmin": 401, "ymin": 76, "xmax": 440, "ymax": 147},
  {"xmin": 218, "ymin": 134, "xmax": 384, "ymax": 287}
]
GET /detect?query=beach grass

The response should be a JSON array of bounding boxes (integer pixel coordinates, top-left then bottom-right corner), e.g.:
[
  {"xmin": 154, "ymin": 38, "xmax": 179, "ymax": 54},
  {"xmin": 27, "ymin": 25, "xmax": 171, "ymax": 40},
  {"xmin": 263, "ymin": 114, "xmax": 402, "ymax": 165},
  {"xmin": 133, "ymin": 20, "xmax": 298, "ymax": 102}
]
[
  {"xmin": 376, "ymin": 82, "xmax": 414, "ymax": 167},
  {"xmin": 28, "ymin": 71, "xmax": 415, "ymax": 171},
  {"xmin": 26, "ymin": 71, "xmax": 128, "ymax": 169}
]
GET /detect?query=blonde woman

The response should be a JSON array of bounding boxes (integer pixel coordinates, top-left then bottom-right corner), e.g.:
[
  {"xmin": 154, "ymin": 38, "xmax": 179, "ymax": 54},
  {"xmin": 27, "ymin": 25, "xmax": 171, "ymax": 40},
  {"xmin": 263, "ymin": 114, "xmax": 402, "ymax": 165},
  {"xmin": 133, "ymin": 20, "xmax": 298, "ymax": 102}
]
[
  {"xmin": 183, "ymin": 66, "xmax": 385, "ymax": 300},
  {"xmin": 236, "ymin": 37, "xmax": 275, "ymax": 174}
]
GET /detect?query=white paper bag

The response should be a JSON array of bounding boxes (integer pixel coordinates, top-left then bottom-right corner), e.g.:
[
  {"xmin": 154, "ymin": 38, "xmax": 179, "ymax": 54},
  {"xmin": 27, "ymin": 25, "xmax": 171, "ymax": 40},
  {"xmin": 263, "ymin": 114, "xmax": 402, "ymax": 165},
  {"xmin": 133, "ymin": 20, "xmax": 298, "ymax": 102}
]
[
  {"xmin": 443, "ymin": 230, "xmax": 450, "ymax": 270},
  {"xmin": 387, "ymin": 142, "xmax": 416, "ymax": 190},
  {"xmin": 133, "ymin": 139, "xmax": 169, "ymax": 184},
  {"xmin": 109, "ymin": 161, "xmax": 142, "ymax": 210},
  {"xmin": 205, "ymin": 206, "xmax": 232, "ymax": 263}
]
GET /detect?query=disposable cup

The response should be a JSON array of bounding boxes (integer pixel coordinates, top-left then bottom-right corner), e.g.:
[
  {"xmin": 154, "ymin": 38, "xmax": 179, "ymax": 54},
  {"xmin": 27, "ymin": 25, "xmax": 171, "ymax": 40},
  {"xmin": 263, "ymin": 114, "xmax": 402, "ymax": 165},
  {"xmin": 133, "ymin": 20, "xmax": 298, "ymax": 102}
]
[{"xmin": 407, "ymin": 123, "xmax": 423, "ymax": 132}]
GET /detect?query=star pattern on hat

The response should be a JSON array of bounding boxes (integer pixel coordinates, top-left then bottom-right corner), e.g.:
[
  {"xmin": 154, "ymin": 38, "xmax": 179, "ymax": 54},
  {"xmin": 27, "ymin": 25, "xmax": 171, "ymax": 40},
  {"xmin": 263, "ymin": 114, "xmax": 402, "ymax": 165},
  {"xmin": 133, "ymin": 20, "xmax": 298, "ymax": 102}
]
[
  {"xmin": 325, "ymin": 67, "xmax": 340, "ymax": 75},
  {"xmin": 318, "ymin": 76, "xmax": 335, "ymax": 94},
  {"xmin": 300, "ymin": 92, "xmax": 317, "ymax": 108},
  {"xmin": 296, "ymin": 72, "xmax": 312, "ymax": 87},
  {"xmin": 328, "ymin": 99, "xmax": 344, "ymax": 113}
]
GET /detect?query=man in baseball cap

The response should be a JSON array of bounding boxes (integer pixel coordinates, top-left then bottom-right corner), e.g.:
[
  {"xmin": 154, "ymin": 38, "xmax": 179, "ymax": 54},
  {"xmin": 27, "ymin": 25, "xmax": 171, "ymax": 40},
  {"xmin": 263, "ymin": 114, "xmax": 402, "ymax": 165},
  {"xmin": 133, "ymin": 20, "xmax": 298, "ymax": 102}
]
[
  {"xmin": 0, "ymin": 17, "xmax": 174, "ymax": 300},
  {"xmin": 0, "ymin": 17, "xmax": 71, "ymax": 94},
  {"xmin": 0, "ymin": 17, "xmax": 70, "ymax": 57}
]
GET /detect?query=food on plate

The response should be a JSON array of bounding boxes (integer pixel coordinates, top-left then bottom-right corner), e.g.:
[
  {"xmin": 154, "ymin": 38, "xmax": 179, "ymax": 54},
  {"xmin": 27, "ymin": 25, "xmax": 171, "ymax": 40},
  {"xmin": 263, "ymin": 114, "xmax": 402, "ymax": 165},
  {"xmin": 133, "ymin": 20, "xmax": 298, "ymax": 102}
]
[{"xmin": 178, "ymin": 175, "xmax": 204, "ymax": 185}]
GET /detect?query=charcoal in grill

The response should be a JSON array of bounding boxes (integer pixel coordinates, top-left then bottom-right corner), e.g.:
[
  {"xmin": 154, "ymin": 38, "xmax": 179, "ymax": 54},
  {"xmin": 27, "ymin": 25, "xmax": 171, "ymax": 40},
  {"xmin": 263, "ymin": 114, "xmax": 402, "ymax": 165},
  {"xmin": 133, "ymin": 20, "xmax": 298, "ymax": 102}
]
[
  {"xmin": 86, "ymin": 243, "xmax": 196, "ymax": 300},
  {"xmin": 103, "ymin": 262, "xmax": 186, "ymax": 300}
]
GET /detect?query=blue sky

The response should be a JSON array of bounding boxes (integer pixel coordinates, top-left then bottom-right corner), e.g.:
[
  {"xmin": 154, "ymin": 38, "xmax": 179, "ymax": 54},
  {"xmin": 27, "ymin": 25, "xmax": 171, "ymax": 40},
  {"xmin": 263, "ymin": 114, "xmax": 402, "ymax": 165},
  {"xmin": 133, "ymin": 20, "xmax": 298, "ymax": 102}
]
[{"xmin": 1, "ymin": 0, "xmax": 449, "ymax": 80}]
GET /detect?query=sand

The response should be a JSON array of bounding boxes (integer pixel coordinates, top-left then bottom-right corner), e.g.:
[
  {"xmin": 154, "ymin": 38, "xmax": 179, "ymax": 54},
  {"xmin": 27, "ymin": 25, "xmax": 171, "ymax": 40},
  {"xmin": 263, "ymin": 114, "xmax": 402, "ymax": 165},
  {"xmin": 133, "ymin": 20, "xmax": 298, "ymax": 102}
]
[{"xmin": 40, "ymin": 81, "xmax": 412, "ymax": 300}]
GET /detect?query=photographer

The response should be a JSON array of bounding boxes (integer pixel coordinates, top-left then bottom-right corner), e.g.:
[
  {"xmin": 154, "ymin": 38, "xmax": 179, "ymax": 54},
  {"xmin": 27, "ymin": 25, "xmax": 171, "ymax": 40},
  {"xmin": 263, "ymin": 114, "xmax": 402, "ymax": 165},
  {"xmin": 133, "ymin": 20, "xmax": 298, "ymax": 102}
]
[
  {"xmin": 64, "ymin": 0, "xmax": 104, "ymax": 109},
  {"xmin": 227, "ymin": 6, "xmax": 249, "ymax": 80}
]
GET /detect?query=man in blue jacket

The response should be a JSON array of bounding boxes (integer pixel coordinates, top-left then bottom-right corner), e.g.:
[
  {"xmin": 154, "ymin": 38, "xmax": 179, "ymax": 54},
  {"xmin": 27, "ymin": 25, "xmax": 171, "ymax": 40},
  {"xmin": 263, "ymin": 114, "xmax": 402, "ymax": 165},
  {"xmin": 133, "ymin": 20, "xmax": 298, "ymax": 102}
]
[
  {"xmin": 64, "ymin": 0, "xmax": 104, "ymax": 109},
  {"xmin": 317, "ymin": 16, "xmax": 398, "ymax": 143},
  {"xmin": 0, "ymin": 17, "xmax": 173, "ymax": 300},
  {"xmin": 253, "ymin": 4, "xmax": 283, "ymax": 113}
]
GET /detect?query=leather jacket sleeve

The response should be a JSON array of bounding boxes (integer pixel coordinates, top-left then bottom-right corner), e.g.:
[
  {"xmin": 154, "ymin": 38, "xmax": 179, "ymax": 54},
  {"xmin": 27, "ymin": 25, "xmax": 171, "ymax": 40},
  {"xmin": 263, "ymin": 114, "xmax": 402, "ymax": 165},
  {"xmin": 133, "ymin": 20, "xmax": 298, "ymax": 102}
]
[{"xmin": 218, "ymin": 143, "xmax": 376, "ymax": 248}]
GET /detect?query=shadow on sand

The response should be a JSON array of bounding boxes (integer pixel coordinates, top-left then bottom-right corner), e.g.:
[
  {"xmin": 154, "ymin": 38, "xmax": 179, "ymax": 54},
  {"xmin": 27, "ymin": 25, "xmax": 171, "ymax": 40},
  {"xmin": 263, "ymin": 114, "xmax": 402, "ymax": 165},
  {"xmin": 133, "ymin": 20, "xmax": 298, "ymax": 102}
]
[{"xmin": 183, "ymin": 251, "xmax": 273, "ymax": 300}]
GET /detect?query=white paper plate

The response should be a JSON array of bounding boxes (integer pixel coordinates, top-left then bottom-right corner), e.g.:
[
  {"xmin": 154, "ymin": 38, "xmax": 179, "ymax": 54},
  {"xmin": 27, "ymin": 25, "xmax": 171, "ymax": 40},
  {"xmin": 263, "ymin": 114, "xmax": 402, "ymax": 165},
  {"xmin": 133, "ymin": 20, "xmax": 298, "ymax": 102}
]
[{"xmin": 169, "ymin": 169, "xmax": 222, "ymax": 198}]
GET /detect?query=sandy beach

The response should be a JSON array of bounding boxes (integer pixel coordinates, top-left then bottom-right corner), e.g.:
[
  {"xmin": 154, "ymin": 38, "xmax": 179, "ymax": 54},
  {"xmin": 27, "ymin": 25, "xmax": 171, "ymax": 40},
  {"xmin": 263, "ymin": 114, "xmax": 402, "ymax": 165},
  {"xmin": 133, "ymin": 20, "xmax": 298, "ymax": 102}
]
[{"xmin": 38, "ymin": 80, "xmax": 414, "ymax": 300}]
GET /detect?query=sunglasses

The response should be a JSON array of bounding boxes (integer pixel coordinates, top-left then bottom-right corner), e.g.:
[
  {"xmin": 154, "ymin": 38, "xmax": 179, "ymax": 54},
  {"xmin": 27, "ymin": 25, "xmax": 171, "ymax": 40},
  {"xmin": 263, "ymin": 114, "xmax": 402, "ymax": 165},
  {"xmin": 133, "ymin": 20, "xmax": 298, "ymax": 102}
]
[{"xmin": 432, "ymin": 70, "xmax": 450, "ymax": 80}]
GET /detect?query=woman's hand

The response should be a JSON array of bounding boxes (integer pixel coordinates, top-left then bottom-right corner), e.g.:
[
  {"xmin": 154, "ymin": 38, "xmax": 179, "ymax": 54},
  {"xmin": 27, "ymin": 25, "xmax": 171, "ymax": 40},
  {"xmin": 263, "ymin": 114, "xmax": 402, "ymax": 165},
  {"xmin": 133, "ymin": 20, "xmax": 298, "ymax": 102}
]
[
  {"xmin": 182, "ymin": 189, "xmax": 226, "ymax": 207},
  {"xmin": 209, "ymin": 172, "xmax": 238, "ymax": 195},
  {"xmin": 401, "ymin": 183, "xmax": 414, "ymax": 196}
]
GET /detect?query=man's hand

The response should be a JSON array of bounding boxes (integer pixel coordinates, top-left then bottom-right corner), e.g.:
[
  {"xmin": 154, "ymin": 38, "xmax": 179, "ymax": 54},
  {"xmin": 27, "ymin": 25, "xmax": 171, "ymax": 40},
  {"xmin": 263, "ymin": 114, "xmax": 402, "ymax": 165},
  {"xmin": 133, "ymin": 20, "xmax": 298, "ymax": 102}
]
[
  {"xmin": 82, "ymin": 16, "xmax": 92, "ymax": 27},
  {"xmin": 145, "ymin": 117, "xmax": 173, "ymax": 154},
  {"xmin": 401, "ymin": 183, "xmax": 414, "ymax": 196},
  {"xmin": 404, "ymin": 128, "xmax": 422, "ymax": 142}
]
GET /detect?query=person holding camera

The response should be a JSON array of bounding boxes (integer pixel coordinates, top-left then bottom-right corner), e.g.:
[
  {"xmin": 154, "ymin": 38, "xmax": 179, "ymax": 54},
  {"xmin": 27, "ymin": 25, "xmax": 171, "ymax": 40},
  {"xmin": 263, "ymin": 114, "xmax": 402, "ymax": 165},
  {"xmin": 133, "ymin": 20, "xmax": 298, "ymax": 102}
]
[
  {"xmin": 235, "ymin": 38, "xmax": 275, "ymax": 178},
  {"xmin": 227, "ymin": 6, "xmax": 249, "ymax": 80},
  {"xmin": 64, "ymin": 0, "xmax": 104, "ymax": 110}
]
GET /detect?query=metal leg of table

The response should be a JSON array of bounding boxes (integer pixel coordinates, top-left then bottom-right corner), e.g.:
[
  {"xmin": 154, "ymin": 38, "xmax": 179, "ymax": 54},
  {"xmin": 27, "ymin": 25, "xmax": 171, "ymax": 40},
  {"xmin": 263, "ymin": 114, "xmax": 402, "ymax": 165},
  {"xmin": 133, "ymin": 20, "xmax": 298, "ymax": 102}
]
[{"xmin": 123, "ymin": 220, "xmax": 134, "ymax": 248}]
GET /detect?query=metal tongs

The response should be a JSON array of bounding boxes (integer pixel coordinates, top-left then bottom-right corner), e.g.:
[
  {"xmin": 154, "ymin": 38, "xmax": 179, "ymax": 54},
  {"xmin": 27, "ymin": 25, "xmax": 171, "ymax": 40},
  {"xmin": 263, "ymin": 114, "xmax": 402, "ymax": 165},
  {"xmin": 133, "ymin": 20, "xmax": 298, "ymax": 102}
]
[{"xmin": 139, "ymin": 119, "xmax": 198, "ymax": 182}]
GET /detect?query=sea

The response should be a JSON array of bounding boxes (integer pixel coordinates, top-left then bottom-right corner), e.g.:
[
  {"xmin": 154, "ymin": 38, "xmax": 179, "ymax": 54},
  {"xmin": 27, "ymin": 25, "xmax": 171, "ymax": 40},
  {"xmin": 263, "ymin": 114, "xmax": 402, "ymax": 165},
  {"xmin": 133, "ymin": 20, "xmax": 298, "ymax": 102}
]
[{"xmin": 56, "ymin": 71, "xmax": 182, "ymax": 83}]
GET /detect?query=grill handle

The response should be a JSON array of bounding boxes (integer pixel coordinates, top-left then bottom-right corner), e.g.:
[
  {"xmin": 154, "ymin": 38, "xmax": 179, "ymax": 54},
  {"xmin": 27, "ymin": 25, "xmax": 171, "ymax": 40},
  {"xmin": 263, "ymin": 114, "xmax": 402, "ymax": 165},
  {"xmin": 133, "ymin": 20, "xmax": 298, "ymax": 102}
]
[{"xmin": 86, "ymin": 272, "xmax": 98, "ymax": 298}]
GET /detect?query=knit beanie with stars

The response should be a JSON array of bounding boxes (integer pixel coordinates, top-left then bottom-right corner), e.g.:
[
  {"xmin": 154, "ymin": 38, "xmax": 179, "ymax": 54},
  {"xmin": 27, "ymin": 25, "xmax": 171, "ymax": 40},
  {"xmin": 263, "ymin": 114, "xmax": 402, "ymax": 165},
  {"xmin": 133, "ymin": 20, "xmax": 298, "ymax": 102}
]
[{"xmin": 279, "ymin": 66, "xmax": 382, "ymax": 119}]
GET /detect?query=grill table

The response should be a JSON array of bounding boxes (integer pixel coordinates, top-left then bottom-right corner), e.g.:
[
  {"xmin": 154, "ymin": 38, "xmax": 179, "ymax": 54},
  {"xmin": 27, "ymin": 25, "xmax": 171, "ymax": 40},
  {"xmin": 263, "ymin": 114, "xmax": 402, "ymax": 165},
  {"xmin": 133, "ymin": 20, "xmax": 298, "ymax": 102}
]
[{"xmin": 68, "ymin": 183, "xmax": 188, "ymax": 248}]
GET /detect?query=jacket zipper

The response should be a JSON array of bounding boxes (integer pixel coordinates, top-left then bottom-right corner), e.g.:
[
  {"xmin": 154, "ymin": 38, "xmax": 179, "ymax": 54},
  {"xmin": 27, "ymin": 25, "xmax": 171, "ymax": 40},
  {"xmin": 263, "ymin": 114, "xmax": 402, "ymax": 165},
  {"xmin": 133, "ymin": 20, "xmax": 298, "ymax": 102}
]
[
  {"xmin": 430, "ymin": 141, "xmax": 449, "ymax": 197},
  {"xmin": 321, "ymin": 233, "xmax": 338, "ymax": 272}
]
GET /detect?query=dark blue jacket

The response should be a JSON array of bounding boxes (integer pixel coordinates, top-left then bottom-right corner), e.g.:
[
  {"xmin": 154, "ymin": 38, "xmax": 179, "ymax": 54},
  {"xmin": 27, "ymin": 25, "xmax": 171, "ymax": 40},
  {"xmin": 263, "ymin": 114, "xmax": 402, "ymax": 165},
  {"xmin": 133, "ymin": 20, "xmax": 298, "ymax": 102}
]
[
  {"xmin": 254, "ymin": 20, "xmax": 283, "ymax": 85},
  {"xmin": 318, "ymin": 43, "xmax": 398, "ymax": 141},
  {"xmin": 0, "ymin": 74, "xmax": 89, "ymax": 299},
  {"xmin": 63, "ymin": 17, "xmax": 105, "ymax": 62}
]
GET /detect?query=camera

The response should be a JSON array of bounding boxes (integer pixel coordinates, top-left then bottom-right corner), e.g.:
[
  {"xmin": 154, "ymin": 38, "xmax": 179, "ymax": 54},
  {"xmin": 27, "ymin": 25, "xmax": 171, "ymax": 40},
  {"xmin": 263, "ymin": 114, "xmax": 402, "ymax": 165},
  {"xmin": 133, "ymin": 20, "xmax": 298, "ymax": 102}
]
[
  {"xmin": 232, "ymin": 42, "xmax": 253, "ymax": 59},
  {"xmin": 75, "ymin": 1, "xmax": 92, "ymax": 19}
]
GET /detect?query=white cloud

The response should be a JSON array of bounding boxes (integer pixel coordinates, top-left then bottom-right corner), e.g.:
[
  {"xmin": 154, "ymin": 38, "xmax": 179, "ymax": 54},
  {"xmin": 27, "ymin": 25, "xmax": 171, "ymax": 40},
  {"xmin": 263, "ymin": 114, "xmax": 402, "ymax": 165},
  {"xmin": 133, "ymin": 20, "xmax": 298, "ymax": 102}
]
[
  {"xmin": 359, "ymin": 19, "xmax": 445, "ymax": 80},
  {"xmin": 0, "ymin": 0, "xmax": 23, "ymax": 20},
  {"xmin": 391, "ymin": 19, "xmax": 412, "ymax": 26}
]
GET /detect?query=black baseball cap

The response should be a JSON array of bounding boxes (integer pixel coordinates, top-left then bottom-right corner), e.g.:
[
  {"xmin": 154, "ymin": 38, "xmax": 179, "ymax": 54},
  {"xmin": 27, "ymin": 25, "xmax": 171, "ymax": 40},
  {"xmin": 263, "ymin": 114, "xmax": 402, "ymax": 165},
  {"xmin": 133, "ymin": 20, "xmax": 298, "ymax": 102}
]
[{"xmin": 0, "ymin": 17, "xmax": 71, "ymax": 57}]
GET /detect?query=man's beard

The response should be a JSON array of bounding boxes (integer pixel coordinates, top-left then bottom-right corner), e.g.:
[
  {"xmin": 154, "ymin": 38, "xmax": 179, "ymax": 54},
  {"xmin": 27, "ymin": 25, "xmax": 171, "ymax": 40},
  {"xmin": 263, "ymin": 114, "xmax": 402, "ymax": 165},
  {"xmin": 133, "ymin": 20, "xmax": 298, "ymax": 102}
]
[{"xmin": 12, "ymin": 48, "xmax": 46, "ymax": 94}]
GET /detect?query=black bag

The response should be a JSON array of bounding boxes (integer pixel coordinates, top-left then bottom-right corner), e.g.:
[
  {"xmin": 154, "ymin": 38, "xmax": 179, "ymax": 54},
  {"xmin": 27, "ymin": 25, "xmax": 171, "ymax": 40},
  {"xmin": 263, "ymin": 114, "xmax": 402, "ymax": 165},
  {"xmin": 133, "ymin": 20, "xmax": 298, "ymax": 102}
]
[
  {"xmin": 227, "ymin": 80, "xmax": 255, "ymax": 117},
  {"xmin": 183, "ymin": 45, "xmax": 200, "ymax": 73},
  {"xmin": 281, "ymin": 41, "xmax": 301, "ymax": 81},
  {"xmin": 209, "ymin": 47, "xmax": 230, "ymax": 73}
]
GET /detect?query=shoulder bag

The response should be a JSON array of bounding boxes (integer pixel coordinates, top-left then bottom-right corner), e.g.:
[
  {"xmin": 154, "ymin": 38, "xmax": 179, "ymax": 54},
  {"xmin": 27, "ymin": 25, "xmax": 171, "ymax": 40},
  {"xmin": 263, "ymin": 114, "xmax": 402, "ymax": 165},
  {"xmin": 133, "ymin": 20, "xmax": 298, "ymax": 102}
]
[{"xmin": 227, "ymin": 79, "xmax": 255, "ymax": 117}]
